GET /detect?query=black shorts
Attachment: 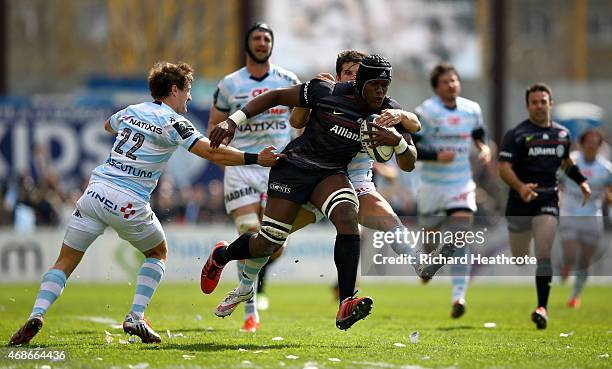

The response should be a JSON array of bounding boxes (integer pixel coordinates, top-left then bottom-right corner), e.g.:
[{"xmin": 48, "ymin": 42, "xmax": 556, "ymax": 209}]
[
  {"xmin": 267, "ymin": 159, "xmax": 347, "ymax": 204},
  {"xmin": 505, "ymin": 192, "xmax": 559, "ymax": 233}
]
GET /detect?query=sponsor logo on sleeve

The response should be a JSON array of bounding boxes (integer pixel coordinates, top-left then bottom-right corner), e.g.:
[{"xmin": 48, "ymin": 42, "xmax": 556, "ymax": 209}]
[
  {"xmin": 303, "ymin": 81, "xmax": 310, "ymax": 105},
  {"xmin": 173, "ymin": 120, "xmax": 195, "ymax": 139}
]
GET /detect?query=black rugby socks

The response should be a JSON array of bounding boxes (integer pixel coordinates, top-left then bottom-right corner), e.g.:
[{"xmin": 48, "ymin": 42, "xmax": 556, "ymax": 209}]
[
  {"xmin": 334, "ymin": 234, "xmax": 361, "ymax": 301},
  {"xmin": 214, "ymin": 232, "xmax": 256, "ymax": 265},
  {"xmin": 535, "ymin": 258, "xmax": 553, "ymax": 309}
]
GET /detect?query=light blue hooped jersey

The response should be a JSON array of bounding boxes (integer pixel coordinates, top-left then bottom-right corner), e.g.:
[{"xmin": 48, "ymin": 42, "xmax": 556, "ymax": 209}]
[
  {"xmin": 415, "ymin": 95, "xmax": 484, "ymax": 186},
  {"xmin": 214, "ymin": 64, "xmax": 300, "ymax": 152},
  {"xmin": 561, "ymin": 151, "xmax": 612, "ymax": 216},
  {"xmin": 91, "ymin": 101, "xmax": 203, "ymax": 201}
]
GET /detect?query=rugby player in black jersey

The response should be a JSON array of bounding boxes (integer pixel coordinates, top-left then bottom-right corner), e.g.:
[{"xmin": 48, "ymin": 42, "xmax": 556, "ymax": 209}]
[
  {"xmin": 499, "ymin": 83, "xmax": 591, "ymax": 329},
  {"xmin": 202, "ymin": 55, "xmax": 417, "ymax": 330}
]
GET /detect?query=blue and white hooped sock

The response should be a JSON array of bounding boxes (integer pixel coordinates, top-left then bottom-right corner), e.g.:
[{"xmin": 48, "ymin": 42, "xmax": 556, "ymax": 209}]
[
  {"xmin": 451, "ymin": 246, "xmax": 470, "ymax": 302},
  {"xmin": 238, "ymin": 257, "xmax": 268, "ymax": 295},
  {"xmin": 30, "ymin": 269, "xmax": 67, "ymax": 318},
  {"xmin": 130, "ymin": 258, "xmax": 165, "ymax": 319}
]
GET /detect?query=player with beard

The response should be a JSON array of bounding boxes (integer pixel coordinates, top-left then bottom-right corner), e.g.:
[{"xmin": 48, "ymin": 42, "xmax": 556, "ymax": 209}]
[
  {"xmin": 413, "ymin": 63, "xmax": 491, "ymax": 319},
  {"xmin": 499, "ymin": 83, "xmax": 591, "ymax": 329}
]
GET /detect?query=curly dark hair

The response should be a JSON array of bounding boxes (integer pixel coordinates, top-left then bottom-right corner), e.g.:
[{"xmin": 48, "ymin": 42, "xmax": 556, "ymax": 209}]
[
  {"xmin": 335, "ymin": 50, "xmax": 367, "ymax": 76},
  {"xmin": 147, "ymin": 62, "xmax": 194, "ymax": 100}
]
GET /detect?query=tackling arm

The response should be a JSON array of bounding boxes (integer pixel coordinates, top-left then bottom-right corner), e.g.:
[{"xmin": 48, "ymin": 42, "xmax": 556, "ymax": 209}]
[
  {"xmin": 189, "ymin": 137, "xmax": 280, "ymax": 167},
  {"xmin": 209, "ymin": 85, "xmax": 303, "ymax": 148}
]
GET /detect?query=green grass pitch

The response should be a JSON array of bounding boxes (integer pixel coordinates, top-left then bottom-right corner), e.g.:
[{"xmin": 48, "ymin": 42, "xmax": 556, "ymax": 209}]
[{"xmin": 1, "ymin": 282, "xmax": 611, "ymax": 368}]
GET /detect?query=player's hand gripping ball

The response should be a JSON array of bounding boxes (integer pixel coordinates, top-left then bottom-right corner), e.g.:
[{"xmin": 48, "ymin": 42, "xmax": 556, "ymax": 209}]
[{"xmin": 360, "ymin": 114, "xmax": 396, "ymax": 162}]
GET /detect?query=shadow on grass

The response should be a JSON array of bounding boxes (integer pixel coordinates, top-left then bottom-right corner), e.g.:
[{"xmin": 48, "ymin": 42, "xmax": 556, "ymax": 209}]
[
  {"xmin": 160, "ymin": 328, "xmax": 244, "ymax": 333},
  {"xmin": 141, "ymin": 342, "xmax": 371, "ymax": 351},
  {"xmin": 141, "ymin": 343, "xmax": 299, "ymax": 352}
]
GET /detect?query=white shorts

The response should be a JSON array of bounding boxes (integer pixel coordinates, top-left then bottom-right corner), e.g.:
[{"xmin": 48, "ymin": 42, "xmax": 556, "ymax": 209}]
[
  {"xmin": 64, "ymin": 181, "xmax": 165, "ymax": 252},
  {"xmin": 559, "ymin": 216, "xmax": 604, "ymax": 246},
  {"xmin": 417, "ymin": 180, "xmax": 477, "ymax": 216},
  {"xmin": 352, "ymin": 179, "xmax": 376, "ymax": 197},
  {"xmin": 224, "ymin": 165, "xmax": 270, "ymax": 214}
]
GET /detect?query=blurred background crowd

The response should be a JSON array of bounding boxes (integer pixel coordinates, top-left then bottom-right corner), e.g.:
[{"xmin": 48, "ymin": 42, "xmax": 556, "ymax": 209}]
[{"xmin": 0, "ymin": 0, "xmax": 610, "ymax": 229}]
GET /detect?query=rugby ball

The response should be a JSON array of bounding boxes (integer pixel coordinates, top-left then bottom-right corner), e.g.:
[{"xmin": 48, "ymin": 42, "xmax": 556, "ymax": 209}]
[{"xmin": 360, "ymin": 114, "xmax": 395, "ymax": 163}]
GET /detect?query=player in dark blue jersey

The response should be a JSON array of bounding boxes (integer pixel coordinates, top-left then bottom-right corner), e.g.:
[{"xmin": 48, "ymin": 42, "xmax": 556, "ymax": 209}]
[
  {"xmin": 207, "ymin": 22, "xmax": 300, "ymax": 333},
  {"xmin": 499, "ymin": 83, "xmax": 591, "ymax": 330},
  {"xmin": 202, "ymin": 55, "xmax": 417, "ymax": 330}
]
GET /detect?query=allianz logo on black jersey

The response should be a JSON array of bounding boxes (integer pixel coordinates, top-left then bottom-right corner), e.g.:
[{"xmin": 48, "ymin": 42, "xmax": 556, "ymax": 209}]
[
  {"xmin": 528, "ymin": 144, "xmax": 565, "ymax": 158},
  {"xmin": 330, "ymin": 125, "xmax": 360, "ymax": 141}
]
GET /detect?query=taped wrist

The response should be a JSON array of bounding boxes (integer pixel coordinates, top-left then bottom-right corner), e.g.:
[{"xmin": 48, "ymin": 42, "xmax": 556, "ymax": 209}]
[
  {"xmin": 228, "ymin": 108, "xmax": 250, "ymax": 126},
  {"xmin": 394, "ymin": 137, "xmax": 409, "ymax": 155}
]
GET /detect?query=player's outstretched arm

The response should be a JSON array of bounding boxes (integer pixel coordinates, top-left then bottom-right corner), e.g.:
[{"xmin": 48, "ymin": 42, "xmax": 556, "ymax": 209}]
[
  {"xmin": 209, "ymin": 85, "xmax": 303, "ymax": 148},
  {"xmin": 190, "ymin": 137, "xmax": 282, "ymax": 167}
]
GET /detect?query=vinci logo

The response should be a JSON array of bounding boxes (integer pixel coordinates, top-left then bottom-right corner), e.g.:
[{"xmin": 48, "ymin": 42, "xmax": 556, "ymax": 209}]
[
  {"xmin": 252, "ymin": 88, "xmax": 269, "ymax": 97},
  {"xmin": 120, "ymin": 203, "xmax": 136, "ymax": 219}
]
